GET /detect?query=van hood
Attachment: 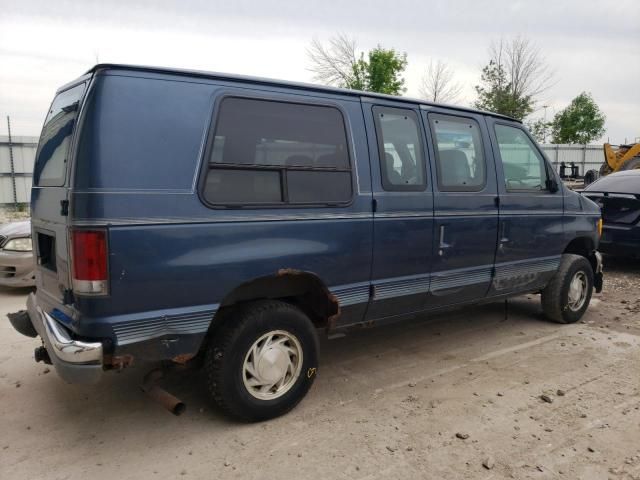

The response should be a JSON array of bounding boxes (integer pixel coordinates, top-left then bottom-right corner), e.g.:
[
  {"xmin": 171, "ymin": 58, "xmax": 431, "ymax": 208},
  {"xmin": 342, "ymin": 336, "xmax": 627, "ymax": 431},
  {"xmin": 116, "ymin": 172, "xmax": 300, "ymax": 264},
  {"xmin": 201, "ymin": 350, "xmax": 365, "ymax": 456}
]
[
  {"xmin": 0, "ymin": 220, "xmax": 31, "ymax": 238},
  {"xmin": 577, "ymin": 191, "xmax": 601, "ymax": 215}
]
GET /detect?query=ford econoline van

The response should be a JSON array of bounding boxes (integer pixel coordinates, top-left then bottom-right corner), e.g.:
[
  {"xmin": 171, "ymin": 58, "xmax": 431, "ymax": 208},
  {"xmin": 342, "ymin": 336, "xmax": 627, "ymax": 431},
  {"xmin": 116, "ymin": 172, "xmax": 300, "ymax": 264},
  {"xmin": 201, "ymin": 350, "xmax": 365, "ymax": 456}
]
[{"xmin": 9, "ymin": 64, "xmax": 603, "ymax": 421}]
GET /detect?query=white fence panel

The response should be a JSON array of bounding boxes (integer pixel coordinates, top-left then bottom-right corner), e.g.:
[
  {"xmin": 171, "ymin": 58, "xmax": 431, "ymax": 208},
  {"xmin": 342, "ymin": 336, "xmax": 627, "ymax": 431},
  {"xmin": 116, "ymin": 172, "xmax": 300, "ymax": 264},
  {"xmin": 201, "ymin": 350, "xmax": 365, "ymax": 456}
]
[
  {"xmin": 0, "ymin": 135, "xmax": 38, "ymax": 207},
  {"xmin": 539, "ymin": 144, "xmax": 604, "ymax": 176}
]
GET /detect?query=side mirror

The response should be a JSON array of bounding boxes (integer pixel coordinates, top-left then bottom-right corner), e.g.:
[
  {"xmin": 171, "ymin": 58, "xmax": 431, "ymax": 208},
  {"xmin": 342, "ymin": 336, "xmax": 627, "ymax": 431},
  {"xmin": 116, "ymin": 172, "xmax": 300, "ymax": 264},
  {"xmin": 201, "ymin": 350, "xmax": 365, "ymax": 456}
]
[{"xmin": 546, "ymin": 178, "xmax": 559, "ymax": 193}]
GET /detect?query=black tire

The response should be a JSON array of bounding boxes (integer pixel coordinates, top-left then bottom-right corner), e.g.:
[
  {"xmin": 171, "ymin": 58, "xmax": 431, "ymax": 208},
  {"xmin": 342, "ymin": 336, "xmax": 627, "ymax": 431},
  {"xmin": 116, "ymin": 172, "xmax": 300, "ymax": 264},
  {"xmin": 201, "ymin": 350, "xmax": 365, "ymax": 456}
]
[
  {"xmin": 583, "ymin": 169, "xmax": 597, "ymax": 185},
  {"xmin": 541, "ymin": 254, "xmax": 594, "ymax": 324},
  {"xmin": 204, "ymin": 300, "xmax": 319, "ymax": 422},
  {"xmin": 599, "ymin": 163, "xmax": 612, "ymax": 176}
]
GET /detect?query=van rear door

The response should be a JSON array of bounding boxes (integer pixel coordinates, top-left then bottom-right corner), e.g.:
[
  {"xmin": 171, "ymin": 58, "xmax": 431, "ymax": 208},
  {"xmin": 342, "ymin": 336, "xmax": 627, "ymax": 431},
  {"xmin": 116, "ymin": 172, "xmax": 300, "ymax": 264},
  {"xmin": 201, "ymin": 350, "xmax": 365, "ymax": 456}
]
[{"xmin": 31, "ymin": 81, "xmax": 88, "ymax": 303}]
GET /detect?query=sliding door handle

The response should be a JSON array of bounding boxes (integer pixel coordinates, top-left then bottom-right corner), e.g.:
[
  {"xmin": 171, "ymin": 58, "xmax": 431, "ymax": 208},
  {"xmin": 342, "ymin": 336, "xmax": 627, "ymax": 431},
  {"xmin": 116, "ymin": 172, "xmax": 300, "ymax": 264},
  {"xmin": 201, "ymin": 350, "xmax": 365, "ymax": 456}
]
[
  {"xmin": 438, "ymin": 225, "xmax": 451, "ymax": 256},
  {"xmin": 499, "ymin": 222, "xmax": 509, "ymax": 245}
]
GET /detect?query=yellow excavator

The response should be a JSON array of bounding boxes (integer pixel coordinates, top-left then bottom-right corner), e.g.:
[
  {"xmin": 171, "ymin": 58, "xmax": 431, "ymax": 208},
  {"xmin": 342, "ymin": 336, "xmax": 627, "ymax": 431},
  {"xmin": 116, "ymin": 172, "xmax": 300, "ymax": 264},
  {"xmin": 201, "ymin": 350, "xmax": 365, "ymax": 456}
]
[
  {"xmin": 584, "ymin": 143, "xmax": 640, "ymax": 184},
  {"xmin": 601, "ymin": 143, "xmax": 640, "ymax": 175}
]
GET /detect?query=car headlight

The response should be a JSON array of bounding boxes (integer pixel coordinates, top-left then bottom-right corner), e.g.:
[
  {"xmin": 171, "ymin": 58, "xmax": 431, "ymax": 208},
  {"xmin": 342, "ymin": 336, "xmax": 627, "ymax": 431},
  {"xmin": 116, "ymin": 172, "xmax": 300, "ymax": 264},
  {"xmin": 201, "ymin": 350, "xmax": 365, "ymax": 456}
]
[{"xmin": 3, "ymin": 237, "xmax": 33, "ymax": 252}]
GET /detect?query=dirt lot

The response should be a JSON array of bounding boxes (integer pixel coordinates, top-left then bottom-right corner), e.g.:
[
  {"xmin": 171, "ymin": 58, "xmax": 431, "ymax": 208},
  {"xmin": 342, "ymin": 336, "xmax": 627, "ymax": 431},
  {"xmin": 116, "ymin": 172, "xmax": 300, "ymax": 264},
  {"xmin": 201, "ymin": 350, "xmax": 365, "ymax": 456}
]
[{"xmin": 1, "ymin": 256, "xmax": 639, "ymax": 480}]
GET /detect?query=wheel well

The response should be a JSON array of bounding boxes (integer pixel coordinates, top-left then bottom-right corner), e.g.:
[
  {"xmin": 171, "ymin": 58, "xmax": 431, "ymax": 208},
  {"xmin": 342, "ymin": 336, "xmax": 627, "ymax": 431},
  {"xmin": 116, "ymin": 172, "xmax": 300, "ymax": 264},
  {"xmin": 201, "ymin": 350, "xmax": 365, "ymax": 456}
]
[
  {"xmin": 563, "ymin": 237, "xmax": 598, "ymax": 273},
  {"xmin": 563, "ymin": 237, "xmax": 594, "ymax": 258},
  {"xmin": 213, "ymin": 270, "xmax": 339, "ymax": 332}
]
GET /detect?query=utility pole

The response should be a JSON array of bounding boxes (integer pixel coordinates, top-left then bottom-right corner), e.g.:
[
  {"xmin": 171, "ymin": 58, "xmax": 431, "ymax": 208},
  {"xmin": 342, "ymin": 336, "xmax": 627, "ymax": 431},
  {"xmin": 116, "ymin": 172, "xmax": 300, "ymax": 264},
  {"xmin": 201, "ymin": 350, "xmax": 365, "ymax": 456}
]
[
  {"xmin": 6, "ymin": 116, "xmax": 18, "ymax": 211},
  {"xmin": 542, "ymin": 105, "xmax": 549, "ymax": 143}
]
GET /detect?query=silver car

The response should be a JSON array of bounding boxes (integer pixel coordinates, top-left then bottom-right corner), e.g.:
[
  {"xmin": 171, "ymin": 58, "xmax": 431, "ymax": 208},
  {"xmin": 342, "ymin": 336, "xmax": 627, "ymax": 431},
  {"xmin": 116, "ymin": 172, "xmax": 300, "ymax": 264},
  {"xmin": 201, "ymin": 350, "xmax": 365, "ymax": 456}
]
[{"xmin": 0, "ymin": 220, "xmax": 35, "ymax": 287}]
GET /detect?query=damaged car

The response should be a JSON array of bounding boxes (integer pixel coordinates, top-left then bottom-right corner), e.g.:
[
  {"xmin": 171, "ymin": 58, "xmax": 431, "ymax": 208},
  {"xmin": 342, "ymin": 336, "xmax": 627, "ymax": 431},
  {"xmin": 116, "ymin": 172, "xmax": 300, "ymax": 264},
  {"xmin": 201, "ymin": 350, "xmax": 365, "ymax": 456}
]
[
  {"xmin": 582, "ymin": 170, "xmax": 640, "ymax": 258},
  {"xmin": 0, "ymin": 220, "xmax": 35, "ymax": 288}
]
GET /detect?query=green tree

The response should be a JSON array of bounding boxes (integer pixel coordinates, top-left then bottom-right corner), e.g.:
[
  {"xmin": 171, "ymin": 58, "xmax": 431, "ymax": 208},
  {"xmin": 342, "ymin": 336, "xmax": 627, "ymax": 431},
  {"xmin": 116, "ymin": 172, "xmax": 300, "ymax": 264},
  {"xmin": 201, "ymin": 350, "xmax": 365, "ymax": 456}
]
[
  {"xmin": 474, "ymin": 60, "xmax": 533, "ymax": 120},
  {"xmin": 307, "ymin": 35, "xmax": 407, "ymax": 95},
  {"xmin": 551, "ymin": 92, "xmax": 606, "ymax": 144},
  {"xmin": 364, "ymin": 47, "xmax": 407, "ymax": 95},
  {"xmin": 474, "ymin": 37, "xmax": 553, "ymax": 120},
  {"xmin": 526, "ymin": 118, "xmax": 552, "ymax": 143}
]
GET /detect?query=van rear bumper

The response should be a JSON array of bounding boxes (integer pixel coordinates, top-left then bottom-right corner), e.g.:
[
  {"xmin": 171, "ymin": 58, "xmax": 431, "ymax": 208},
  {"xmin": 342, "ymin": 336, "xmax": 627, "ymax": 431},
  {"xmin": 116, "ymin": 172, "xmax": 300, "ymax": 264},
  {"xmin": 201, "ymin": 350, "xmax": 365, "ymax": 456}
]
[{"xmin": 23, "ymin": 293, "xmax": 103, "ymax": 384}]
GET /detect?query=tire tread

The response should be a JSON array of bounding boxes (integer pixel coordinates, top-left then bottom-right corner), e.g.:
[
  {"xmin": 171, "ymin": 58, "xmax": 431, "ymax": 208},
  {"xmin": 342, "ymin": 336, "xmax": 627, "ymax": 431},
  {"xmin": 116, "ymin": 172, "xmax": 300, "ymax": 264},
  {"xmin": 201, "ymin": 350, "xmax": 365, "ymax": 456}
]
[
  {"xmin": 204, "ymin": 300, "xmax": 313, "ymax": 421},
  {"xmin": 541, "ymin": 254, "xmax": 592, "ymax": 324}
]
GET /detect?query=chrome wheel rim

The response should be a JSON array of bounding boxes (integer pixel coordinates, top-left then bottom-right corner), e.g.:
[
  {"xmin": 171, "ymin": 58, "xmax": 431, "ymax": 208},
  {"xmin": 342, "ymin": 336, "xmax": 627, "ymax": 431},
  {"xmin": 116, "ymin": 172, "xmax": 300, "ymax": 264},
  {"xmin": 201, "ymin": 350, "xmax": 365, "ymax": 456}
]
[
  {"xmin": 567, "ymin": 271, "xmax": 588, "ymax": 311},
  {"xmin": 242, "ymin": 330, "xmax": 303, "ymax": 400}
]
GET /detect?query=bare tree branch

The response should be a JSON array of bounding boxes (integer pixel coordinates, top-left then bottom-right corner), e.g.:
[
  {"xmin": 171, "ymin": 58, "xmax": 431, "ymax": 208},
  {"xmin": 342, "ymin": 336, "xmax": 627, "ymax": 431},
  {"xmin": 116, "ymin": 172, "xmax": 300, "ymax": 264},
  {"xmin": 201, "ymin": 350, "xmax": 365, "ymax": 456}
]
[
  {"xmin": 306, "ymin": 34, "xmax": 360, "ymax": 88},
  {"xmin": 418, "ymin": 60, "xmax": 463, "ymax": 104},
  {"xmin": 488, "ymin": 36, "xmax": 555, "ymax": 104}
]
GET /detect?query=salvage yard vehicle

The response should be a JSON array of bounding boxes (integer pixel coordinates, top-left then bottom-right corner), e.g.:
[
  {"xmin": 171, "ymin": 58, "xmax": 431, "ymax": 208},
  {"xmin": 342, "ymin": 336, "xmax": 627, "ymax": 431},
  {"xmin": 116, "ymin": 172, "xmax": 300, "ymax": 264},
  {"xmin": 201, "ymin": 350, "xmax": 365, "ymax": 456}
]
[
  {"xmin": 584, "ymin": 143, "xmax": 640, "ymax": 185},
  {"xmin": 0, "ymin": 220, "xmax": 35, "ymax": 288},
  {"xmin": 8, "ymin": 64, "xmax": 603, "ymax": 421},
  {"xmin": 582, "ymin": 170, "xmax": 640, "ymax": 258}
]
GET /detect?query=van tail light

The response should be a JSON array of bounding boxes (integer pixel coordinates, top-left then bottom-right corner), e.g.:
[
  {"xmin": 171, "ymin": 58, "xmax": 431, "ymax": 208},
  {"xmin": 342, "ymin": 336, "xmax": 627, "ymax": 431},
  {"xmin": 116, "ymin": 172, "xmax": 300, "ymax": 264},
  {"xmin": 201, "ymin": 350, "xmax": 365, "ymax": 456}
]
[{"xmin": 71, "ymin": 230, "xmax": 109, "ymax": 295}]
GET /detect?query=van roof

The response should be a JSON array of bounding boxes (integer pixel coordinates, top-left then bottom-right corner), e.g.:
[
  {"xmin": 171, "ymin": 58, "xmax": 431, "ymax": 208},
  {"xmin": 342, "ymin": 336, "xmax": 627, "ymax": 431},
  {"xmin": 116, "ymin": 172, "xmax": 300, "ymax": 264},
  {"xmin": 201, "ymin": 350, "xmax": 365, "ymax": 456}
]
[{"xmin": 85, "ymin": 64, "xmax": 520, "ymax": 123}]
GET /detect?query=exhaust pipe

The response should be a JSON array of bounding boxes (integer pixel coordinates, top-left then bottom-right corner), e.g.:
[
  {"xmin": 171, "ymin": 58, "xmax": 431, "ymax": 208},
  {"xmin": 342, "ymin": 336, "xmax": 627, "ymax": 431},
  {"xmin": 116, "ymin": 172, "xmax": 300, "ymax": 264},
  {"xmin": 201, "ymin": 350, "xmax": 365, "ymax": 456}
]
[{"xmin": 141, "ymin": 368, "xmax": 186, "ymax": 416}]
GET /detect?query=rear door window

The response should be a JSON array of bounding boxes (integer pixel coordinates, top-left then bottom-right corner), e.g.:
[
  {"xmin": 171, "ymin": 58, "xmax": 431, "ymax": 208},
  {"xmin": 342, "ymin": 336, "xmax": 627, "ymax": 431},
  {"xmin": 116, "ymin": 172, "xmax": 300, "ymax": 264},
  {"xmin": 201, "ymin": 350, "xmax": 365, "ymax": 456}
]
[
  {"xmin": 430, "ymin": 114, "xmax": 486, "ymax": 191},
  {"xmin": 202, "ymin": 97, "xmax": 352, "ymax": 206},
  {"xmin": 34, "ymin": 83, "xmax": 86, "ymax": 186},
  {"xmin": 372, "ymin": 107, "xmax": 426, "ymax": 191}
]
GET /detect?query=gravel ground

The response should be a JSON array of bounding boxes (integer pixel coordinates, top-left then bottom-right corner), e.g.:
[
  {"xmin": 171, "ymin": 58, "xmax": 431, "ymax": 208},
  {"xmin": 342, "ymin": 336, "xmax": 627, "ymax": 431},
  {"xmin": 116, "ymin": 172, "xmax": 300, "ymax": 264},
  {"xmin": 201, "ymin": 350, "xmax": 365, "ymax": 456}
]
[{"xmin": 1, "ymin": 255, "xmax": 639, "ymax": 480}]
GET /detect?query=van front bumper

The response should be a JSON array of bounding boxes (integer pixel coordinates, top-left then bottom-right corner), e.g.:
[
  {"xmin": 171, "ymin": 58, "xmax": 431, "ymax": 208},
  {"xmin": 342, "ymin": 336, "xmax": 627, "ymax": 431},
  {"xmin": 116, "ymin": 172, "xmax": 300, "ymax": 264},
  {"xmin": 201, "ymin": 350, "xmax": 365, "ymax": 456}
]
[{"xmin": 13, "ymin": 294, "xmax": 104, "ymax": 384}]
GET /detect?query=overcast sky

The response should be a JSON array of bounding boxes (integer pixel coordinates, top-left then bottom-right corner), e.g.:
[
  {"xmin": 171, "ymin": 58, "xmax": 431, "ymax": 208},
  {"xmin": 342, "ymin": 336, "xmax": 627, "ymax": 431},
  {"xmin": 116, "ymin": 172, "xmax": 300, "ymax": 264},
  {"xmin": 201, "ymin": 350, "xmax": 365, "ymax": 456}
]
[{"xmin": 1, "ymin": 0, "xmax": 638, "ymax": 143}]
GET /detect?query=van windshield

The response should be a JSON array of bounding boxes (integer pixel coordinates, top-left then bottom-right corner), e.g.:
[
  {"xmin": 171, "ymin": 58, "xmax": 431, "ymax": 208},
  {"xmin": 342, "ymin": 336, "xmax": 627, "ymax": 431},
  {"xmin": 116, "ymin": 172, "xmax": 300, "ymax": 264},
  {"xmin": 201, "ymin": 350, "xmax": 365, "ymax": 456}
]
[{"xmin": 34, "ymin": 83, "xmax": 86, "ymax": 186}]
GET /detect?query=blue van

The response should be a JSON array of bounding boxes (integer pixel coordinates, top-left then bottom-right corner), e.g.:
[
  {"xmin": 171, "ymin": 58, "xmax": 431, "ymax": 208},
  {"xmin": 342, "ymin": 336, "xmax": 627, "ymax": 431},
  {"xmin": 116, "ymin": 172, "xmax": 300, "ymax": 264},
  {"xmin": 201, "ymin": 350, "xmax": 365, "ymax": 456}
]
[{"xmin": 9, "ymin": 64, "xmax": 603, "ymax": 421}]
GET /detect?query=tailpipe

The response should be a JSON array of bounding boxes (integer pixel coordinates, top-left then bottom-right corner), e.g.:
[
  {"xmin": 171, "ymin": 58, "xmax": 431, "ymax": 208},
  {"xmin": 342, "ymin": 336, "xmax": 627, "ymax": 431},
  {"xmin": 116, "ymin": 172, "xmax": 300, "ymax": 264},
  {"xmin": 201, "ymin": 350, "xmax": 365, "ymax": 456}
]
[{"xmin": 141, "ymin": 368, "xmax": 186, "ymax": 416}]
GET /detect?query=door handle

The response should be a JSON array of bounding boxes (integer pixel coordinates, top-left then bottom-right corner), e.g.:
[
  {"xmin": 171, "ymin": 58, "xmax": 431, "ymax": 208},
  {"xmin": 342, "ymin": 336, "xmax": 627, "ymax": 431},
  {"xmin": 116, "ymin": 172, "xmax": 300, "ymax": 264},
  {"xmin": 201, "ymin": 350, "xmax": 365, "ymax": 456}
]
[
  {"xmin": 438, "ymin": 225, "xmax": 451, "ymax": 256},
  {"xmin": 499, "ymin": 222, "xmax": 509, "ymax": 245}
]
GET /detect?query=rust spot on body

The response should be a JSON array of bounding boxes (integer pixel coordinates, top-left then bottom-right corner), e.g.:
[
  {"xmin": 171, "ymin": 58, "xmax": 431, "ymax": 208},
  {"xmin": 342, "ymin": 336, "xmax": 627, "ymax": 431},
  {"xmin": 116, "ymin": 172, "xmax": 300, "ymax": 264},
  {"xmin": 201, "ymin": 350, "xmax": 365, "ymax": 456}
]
[
  {"xmin": 345, "ymin": 320, "xmax": 375, "ymax": 331},
  {"xmin": 275, "ymin": 268, "xmax": 341, "ymax": 331},
  {"xmin": 105, "ymin": 354, "xmax": 134, "ymax": 370},
  {"xmin": 327, "ymin": 291, "xmax": 341, "ymax": 331},
  {"xmin": 277, "ymin": 268, "xmax": 304, "ymax": 276},
  {"xmin": 171, "ymin": 353, "xmax": 196, "ymax": 365}
]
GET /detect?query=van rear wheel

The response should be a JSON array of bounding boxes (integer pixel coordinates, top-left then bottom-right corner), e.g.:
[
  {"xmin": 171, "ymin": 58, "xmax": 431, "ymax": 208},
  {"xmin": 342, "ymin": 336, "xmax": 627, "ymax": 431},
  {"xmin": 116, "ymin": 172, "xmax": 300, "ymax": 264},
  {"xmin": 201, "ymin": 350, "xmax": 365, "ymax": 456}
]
[
  {"xmin": 541, "ymin": 254, "xmax": 594, "ymax": 324},
  {"xmin": 204, "ymin": 300, "xmax": 319, "ymax": 421}
]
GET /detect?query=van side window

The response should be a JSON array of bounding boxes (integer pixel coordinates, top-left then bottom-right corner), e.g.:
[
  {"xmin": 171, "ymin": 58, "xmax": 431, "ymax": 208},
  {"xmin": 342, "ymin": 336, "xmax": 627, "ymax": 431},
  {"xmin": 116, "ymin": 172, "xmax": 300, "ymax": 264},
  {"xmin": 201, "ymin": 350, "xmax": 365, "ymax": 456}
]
[
  {"xmin": 373, "ymin": 107, "xmax": 426, "ymax": 191},
  {"xmin": 34, "ymin": 83, "xmax": 86, "ymax": 186},
  {"xmin": 203, "ymin": 97, "xmax": 352, "ymax": 205},
  {"xmin": 494, "ymin": 124, "xmax": 549, "ymax": 191},
  {"xmin": 430, "ymin": 115, "xmax": 486, "ymax": 191}
]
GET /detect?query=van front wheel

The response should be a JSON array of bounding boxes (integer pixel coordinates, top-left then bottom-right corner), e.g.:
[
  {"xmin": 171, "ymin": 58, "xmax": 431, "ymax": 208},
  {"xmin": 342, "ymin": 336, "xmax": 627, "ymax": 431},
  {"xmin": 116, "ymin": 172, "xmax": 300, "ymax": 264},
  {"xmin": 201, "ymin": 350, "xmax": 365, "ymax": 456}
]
[
  {"xmin": 204, "ymin": 300, "xmax": 319, "ymax": 421},
  {"xmin": 541, "ymin": 254, "xmax": 594, "ymax": 324}
]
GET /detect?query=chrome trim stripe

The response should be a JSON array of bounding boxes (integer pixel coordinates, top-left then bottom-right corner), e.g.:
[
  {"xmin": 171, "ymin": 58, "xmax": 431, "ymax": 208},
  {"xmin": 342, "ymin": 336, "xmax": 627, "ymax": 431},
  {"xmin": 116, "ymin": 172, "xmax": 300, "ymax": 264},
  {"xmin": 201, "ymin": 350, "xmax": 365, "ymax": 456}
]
[
  {"xmin": 113, "ymin": 308, "xmax": 217, "ymax": 345},
  {"xmin": 494, "ymin": 255, "xmax": 561, "ymax": 280},
  {"xmin": 72, "ymin": 210, "xmax": 585, "ymax": 226},
  {"xmin": 499, "ymin": 211, "xmax": 564, "ymax": 216},
  {"xmin": 375, "ymin": 212, "xmax": 432, "ymax": 219},
  {"xmin": 331, "ymin": 283, "xmax": 370, "ymax": 307},
  {"xmin": 564, "ymin": 211, "xmax": 604, "ymax": 216},
  {"xmin": 431, "ymin": 267, "xmax": 493, "ymax": 291},
  {"xmin": 434, "ymin": 211, "xmax": 497, "ymax": 217},
  {"xmin": 492, "ymin": 255, "xmax": 561, "ymax": 291},
  {"xmin": 373, "ymin": 274, "xmax": 430, "ymax": 300},
  {"xmin": 73, "ymin": 212, "xmax": 373, "ymax": 226}
]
